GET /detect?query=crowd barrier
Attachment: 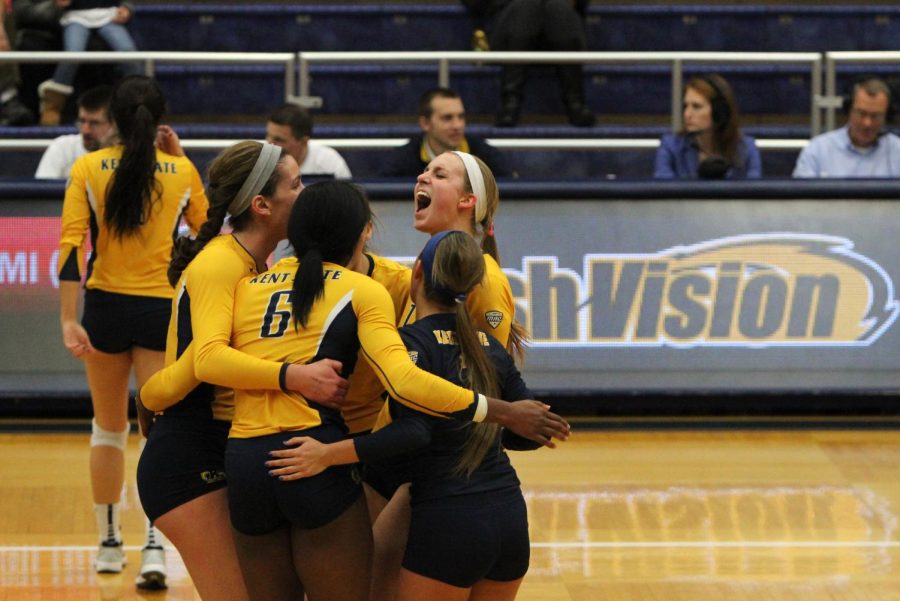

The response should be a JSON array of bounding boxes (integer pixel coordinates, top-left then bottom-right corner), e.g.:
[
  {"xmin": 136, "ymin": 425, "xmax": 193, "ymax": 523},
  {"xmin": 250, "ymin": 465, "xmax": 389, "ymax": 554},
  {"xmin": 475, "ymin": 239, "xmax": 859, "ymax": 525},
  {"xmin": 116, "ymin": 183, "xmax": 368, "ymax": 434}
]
[{"xmin": 2, "ymin": 179, "xmax": 898, "ymax": 411}]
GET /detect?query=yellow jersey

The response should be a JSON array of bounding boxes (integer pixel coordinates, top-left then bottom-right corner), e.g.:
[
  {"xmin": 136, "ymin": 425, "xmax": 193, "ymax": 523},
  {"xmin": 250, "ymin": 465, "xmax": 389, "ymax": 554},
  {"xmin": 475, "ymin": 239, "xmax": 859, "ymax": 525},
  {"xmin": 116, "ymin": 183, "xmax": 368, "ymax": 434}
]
[
  {"xmin": 343, "ymin": 253, "xmax": 414, "ymax": 434},
  {"xmin": 228, "ymin": 258, "xmax": 481, "ymax": 439},
  {"xmin": 140, "ymin": 235, "xmax": 277, "ymax": 421},
  {"xmin": 58, "ymin": 146, "xmax": 208, "ymax": 298}
]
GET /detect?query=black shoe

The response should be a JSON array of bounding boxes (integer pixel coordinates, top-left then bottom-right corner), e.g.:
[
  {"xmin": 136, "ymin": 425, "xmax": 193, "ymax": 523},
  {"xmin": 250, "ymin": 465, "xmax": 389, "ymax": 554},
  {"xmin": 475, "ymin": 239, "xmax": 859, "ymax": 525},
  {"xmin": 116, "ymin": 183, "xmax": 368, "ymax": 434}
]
[{"xmin": 0, "ymin": 97, "xmax": 36, "ymax": 126}]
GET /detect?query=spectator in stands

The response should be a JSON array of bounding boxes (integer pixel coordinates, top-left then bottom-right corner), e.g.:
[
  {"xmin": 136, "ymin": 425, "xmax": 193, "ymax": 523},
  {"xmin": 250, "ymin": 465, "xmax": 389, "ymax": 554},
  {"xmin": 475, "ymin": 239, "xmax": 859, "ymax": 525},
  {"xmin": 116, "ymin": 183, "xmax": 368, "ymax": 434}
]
[
  {"xmin": 0, "ymin": 1, "xmax": 36, "ymax": 125},
  {"xmin": 35, "ymin": 84, "xmax": 112, "ymax": 178},
  {"xmin": 13, "ymin": 0, "xmax": 115, "ymax": 121},
  {"xmin": 654, "ymin": 74, "xmax": 761, "ymax": 179},
  {"xmin": 38, "ymin": 0, "xmax": 139, "ymax": 126},
  {"xmin": 462, "ymin": 0, "xmax": 595, "ymax": 128},
  {"xmin": 266, "ymin": 103, "xmax": 352, "ymax": 260},
  {"xmin": 793, "ymin": 77, "xmax": 900, "ymax": 178},
  {"xmin": 266, "ymin": 103, "xmax": 352, "ymax": 179},
  {"xmin": 381, "ymin": 87, "xmax": 511, "ymax": 177}
]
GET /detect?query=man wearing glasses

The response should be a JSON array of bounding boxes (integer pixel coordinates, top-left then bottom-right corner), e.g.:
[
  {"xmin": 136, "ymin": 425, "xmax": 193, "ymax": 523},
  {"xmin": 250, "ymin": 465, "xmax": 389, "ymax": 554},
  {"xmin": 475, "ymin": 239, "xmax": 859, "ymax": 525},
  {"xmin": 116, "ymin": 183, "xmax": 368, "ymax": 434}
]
[
  {"xmin": 793, "ymin": 77, "xmax": 900, "ymax": 178},
  {"xmin": 35, "ymin": 85, "xmax": 112, "ymax": 179}
]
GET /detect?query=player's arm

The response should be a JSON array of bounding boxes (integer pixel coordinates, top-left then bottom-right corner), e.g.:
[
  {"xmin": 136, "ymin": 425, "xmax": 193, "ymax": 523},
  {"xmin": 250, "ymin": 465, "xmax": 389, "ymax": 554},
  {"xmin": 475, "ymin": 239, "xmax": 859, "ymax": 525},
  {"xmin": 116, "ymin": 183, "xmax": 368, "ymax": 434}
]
[
  {"xmin": 192, "ymin": 252, "xmax": 347, "ymax": 404},
  {"xmin": 182, "ymin": 161, "xmax": 209, "ymax": 235},
  {"xmin": 357, "ymin": 281, "xmax": 568, "ymax": 446},
  {"xmin": 58, "ymin": 159, "xmax": 94, "ymax": 358},
  {"xmin": 492, "ymin": 342, "xmax": 543, "ymax": 451},
  {"xmin": 467, "ymin": 263, "xmax": 514, "ymax": 348},
  {"xmin": 265, "ymin": 412, "xmax": 433, "ymax": 480},
  {"xmin": 140, "ymin": 341, "xmax": 201, "ymax": 411}
]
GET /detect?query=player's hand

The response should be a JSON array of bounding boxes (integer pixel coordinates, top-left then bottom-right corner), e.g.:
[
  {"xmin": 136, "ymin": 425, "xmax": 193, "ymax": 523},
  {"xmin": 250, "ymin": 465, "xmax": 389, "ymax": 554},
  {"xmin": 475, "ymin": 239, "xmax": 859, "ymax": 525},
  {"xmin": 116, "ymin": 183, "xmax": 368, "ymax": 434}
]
[
  {"xmin": 266, "ymin": 436, "xmax": 329, "ymax": 480},
  {"xmin": 134, "ymin": 391, "xmax": 156, "ymax": 438},
  {"xmin": 503, "ymin": 400, "xmax": 569, "ymax": 448},
  {"xmin": 0, "ymin": 28, "xmax": 10, "ymax": 52},
  {"xmin": 285, "ymin": 359, "xmax": 349, "ymax": 409},
  {"xmin": 62, "ymin": 320, "xmax": 95, "ymax": 358},
  {"xmin": 155, "ymin": 125, "xmax": 184, "ymax": 157}
]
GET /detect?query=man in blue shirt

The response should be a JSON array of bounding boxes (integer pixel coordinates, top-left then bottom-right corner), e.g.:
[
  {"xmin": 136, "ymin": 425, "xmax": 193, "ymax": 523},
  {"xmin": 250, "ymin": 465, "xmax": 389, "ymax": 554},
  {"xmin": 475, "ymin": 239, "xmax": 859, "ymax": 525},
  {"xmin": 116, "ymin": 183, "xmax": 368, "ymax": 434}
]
[{"xmin": 793, "ymin": 77, "xmax": 900, "ymax": 178}]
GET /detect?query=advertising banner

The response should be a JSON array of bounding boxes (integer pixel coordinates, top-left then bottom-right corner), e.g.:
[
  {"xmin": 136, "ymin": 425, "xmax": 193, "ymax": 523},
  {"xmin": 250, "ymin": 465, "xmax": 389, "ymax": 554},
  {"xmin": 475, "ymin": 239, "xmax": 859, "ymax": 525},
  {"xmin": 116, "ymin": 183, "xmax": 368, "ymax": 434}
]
[{"xmin": 2, "ymin": 194, "xmax": 899, "ymax": 395}]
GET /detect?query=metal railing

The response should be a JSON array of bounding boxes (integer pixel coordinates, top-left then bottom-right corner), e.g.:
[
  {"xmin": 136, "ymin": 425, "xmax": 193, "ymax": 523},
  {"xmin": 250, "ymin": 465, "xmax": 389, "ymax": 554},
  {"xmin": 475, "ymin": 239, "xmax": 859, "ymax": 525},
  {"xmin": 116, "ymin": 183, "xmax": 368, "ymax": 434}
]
[
  {"xmin": 0, "ymin": 51, "xmax": 297, "ymax": 103},
  {"xmin": 4, "ymin": 49, "xmax": 900, "ymax": 152},
  {"xmin": 295, "ymin": 51, "xmax": 823, "ymax": 135},
  {"xmin": 0, "ymin": 138, "xmax": 809, "ymax": 153}
]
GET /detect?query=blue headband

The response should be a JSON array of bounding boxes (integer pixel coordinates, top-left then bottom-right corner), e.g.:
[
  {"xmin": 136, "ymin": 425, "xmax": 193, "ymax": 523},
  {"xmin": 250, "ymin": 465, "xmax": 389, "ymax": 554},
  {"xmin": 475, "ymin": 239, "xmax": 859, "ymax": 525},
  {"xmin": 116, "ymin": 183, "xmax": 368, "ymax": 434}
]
[{"xmin": 420, "ymin": 231, "xmax": 467, "ymax": 304}]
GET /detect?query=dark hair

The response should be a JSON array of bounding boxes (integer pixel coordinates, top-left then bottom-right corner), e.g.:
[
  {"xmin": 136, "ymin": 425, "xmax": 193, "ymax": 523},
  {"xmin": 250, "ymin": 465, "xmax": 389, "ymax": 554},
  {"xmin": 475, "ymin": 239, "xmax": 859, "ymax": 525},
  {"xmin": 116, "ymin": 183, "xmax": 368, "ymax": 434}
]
[
  {"xmin": 104, "ymin": 75, "xmax": 166, "ymax": 239},
  {"xmin": 168, "ymin": 141, "xmax": 287, "ymax": 286},
  {"xmin": 421, "ymin": 231, "xmax": 500, "ymax": 476},
  {"xmin": 268, "ymin": 104, "xmax": 314, "ymax": 139},
  {"xmin": 77, "ymin": 85, "xmax": 112, "ymax": 113},
  {"xmin": 288, "ymin": 181, "xmax": 372, "ymax": 328},
  {"xmin": 843, "ymin": 76, "xmax": 894, "ymax": 122},
  {"xmin": 418, "ymin": 87, "xmax": 461, "ymax": 119},
  {"xmin": 682, "ymin": 74, "xmax": 745, "ymax": 175}
]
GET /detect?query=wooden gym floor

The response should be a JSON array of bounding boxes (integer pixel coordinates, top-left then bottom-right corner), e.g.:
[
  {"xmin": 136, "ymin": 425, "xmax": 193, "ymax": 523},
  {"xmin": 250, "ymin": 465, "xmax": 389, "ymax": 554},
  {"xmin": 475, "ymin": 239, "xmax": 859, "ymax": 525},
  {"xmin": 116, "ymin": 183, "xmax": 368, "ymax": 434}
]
[{"xmin": 1, "ymin": 421, "xmax": 900, "ymax": 600}]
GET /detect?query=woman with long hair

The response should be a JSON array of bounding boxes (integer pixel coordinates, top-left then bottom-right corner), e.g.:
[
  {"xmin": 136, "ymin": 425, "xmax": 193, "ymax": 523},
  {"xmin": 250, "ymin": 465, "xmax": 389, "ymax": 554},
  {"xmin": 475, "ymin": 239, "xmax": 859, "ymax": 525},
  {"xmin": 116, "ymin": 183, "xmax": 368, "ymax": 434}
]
[
  {"xmin": 267, "ymin": 231, "xmax": 543, "ymax": 601},
  {"xmin": 654, "ymin": 73, "xmax": 762, "ymax": 179},
  {"xmin": 58, "ymin": 75, "xmax": 207, "ymax": 588},
  {"xmin": 136, "ymin": 140, "xmax": 349, "ymax": 600}
]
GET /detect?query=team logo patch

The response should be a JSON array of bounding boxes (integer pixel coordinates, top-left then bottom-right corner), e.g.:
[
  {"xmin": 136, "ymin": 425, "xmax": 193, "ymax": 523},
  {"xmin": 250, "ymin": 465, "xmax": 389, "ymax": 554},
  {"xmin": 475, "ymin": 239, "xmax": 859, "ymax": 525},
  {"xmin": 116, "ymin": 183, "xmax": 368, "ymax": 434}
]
[
  {"xmin": 408, "ymin": 350, "xmax": 419, "ymax": 364},
  {"xmin": 200, "ymin": 470, "xmax": 226, "ymax": 484},
  {"xmin": 485, "ymin": 310, "xmax": 504, "ymax": 329}
]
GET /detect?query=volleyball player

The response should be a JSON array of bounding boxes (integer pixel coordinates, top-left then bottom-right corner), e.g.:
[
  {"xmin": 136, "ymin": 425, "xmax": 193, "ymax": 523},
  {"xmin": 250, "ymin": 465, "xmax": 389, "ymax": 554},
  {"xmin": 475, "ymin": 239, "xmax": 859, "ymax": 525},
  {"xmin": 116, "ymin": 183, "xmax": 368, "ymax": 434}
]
[
  {"xmin": 136, "ymin": 141, "xmax": 349, "ymax": 601},
  {"xmin": 58, "ymin": 75, "xmax": 207, "ymax": 588},
  {"xmin": 266, "ymin": 230, "xmax": 542, "ymax": 601}
]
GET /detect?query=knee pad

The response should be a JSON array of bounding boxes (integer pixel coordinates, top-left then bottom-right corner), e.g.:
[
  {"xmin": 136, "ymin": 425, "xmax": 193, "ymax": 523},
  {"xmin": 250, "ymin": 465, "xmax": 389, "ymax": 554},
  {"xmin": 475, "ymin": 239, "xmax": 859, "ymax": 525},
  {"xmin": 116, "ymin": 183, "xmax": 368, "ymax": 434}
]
[{"xmin": 91, "ymin": 419, "xmax": 129, "ymax": 450}]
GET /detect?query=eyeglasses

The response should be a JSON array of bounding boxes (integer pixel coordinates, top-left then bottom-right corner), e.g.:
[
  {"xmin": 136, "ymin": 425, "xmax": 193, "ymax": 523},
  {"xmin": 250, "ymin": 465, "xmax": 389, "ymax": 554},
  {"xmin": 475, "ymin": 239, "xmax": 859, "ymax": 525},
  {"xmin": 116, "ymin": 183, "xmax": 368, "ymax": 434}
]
[
  {"xmin": 75, "ymin": 118, "xmax": 109, "ymax": 129},
  {"xmin": 850, "ymin": 108, "xmax": 887, "ymax": 123}
]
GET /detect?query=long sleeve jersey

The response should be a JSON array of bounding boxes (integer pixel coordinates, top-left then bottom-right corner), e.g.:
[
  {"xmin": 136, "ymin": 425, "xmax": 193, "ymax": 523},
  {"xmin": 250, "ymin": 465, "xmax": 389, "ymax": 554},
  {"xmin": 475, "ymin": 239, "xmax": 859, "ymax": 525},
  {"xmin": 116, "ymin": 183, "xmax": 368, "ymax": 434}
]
[
  {"xmin": 227, "ymin": 258, "xmax": 485, "ymax": 439},
  {"xmin": 58, "ymin": 145, "xmax": 207, "ymax": 298}
]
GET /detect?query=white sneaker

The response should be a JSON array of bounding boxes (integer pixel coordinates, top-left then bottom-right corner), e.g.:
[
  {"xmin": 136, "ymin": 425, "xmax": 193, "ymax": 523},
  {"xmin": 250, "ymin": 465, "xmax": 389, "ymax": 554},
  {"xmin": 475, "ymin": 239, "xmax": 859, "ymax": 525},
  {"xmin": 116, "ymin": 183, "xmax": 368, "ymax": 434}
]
[
  {"xmin": 95, "ymin": 541, "xmax": 125, "ymax": 574},
  {"xmin": 135, "ymin": 545, "xmax": 167, "ymax": 590}
]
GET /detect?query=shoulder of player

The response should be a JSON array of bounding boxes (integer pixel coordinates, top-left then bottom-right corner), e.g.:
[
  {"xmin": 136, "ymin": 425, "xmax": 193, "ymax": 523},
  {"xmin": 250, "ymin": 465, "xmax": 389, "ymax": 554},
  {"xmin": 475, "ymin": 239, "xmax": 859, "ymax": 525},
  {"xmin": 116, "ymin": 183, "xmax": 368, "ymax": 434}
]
[
  {"xmin": 369, "ymin": 254, "xmax": 412, "ymax": 285},
  {"xmin": 186, "ymin": 236, "xmax": 256, "ymax": 281}
]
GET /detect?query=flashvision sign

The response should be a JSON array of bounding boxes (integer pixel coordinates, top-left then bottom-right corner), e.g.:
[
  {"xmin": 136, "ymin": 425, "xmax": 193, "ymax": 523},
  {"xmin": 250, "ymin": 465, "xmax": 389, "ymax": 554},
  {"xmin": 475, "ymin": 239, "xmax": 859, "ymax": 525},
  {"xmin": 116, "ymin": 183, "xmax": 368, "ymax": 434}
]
[{"xmin": 507, "ymin": 233, "xmax": 899, "ymax": 348}]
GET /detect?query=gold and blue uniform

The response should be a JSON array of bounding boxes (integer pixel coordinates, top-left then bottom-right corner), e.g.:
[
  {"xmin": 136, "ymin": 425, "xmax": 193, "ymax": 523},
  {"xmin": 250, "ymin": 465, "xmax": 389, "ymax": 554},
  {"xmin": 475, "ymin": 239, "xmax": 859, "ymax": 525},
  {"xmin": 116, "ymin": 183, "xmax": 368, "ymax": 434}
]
[
  {"xmin": 58, "ymin": 146, "xmax": 208, "ymax": 353},
  {"xmin": 58, "ymin": 146, "xmax": 208, "ymax": 298},
  {"xmin": 137, "ymin": 235, "xmax": 260, "ymax": 522},
  {"xmin": 355, "ymin": 313, "xmax": 539, "ymax": 587},
  {"xmin": 345, "ymin": 251, "xmax": 514, "ymax": 435},
  {"xmin": 467, "ymin": 253, "xmax": 514, "ymax": 348},
  {"xmin": 343, "ymin": 253, "xmax": 414, "ymax": 434},
  {"xmin": 228, "ymin": 257, "xmax": 482, "ymax": 439},
  {"xmin": 224, "ymin": 257, "xmax": 484, "ymax": 534}
]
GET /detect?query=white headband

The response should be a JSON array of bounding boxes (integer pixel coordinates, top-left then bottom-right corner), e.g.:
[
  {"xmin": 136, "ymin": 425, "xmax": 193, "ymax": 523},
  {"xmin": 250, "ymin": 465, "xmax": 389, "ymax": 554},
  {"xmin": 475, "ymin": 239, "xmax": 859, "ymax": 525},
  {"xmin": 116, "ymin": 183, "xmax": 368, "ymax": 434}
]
[
  {"xmin": 451, "ymin": 151, "xmax": 487, "ymax": 224},
  {"xmin": 227, "ymin": 142, "xmax": 282, "ymax": 216}
]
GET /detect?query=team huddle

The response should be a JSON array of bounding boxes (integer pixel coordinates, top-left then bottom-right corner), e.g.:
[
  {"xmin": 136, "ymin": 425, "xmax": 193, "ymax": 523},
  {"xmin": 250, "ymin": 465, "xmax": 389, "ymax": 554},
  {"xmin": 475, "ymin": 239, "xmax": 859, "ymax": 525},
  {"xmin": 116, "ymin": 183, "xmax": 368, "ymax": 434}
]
[{"xmin": 59, "ymin": 75, "xmax": 569, "ymax": 601}]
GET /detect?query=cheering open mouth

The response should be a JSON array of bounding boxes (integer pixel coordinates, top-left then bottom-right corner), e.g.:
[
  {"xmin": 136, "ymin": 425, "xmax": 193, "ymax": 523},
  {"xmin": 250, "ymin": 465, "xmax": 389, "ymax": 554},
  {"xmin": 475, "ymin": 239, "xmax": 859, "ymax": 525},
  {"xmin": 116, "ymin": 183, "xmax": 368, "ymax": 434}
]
[{"xmin": 415, "ymin": 190, "xmax": 432, "ymax": 212}]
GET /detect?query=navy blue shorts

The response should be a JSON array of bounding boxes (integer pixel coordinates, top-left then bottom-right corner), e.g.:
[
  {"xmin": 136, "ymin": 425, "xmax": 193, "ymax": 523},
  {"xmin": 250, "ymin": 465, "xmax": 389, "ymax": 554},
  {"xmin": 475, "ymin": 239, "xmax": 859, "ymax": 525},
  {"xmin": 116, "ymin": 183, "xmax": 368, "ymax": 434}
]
[
  {"xmin": 403, "ymin": 488, "xmax": 530, "ymax": 588},
  {"xmin": 136, "ymin": 417, "xmax": 230, "ymax": 522},
  {"xmin": 361, "ymin": 455, "xmax": 413, "ymax": 502},
  {"xmin": 225, "ymin": 426, "xmax": 362, "ymax": 535},
  {"xmin": 82, "ymin": 288, "xmax": 170, "ymax": 353}
]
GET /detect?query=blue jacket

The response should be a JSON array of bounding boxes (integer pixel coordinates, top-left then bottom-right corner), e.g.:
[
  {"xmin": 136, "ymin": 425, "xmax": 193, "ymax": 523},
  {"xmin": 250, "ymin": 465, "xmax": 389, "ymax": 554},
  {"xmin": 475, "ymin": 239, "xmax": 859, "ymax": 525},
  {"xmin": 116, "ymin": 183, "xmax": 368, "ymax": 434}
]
[{"xmin": 653, "ymin": 133, "xmax": 762, "ymax": 179}]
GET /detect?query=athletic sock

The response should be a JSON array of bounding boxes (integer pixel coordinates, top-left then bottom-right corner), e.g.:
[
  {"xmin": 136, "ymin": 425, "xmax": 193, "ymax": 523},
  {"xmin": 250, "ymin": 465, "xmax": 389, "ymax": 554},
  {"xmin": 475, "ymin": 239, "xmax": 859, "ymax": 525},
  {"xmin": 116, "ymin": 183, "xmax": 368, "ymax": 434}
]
[{"xmin": 94, "ymin": 503, "xmax": 122, "ymax": 546}]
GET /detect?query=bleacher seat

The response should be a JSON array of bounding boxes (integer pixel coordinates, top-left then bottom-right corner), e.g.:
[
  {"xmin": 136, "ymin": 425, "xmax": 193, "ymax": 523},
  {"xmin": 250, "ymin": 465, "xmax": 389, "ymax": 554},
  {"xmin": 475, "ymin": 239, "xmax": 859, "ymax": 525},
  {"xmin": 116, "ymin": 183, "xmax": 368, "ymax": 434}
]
[{"xmin": 9, "ymin": 4, "xmax": 900, "ymax": 180}]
